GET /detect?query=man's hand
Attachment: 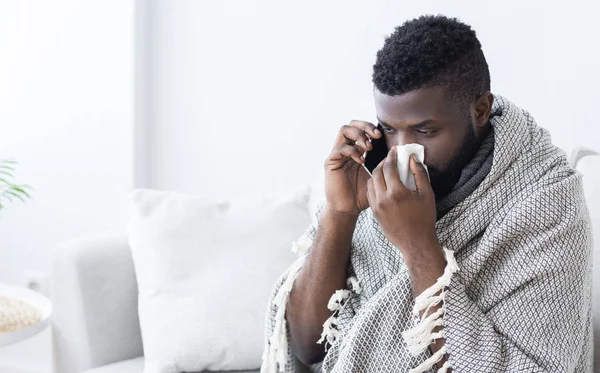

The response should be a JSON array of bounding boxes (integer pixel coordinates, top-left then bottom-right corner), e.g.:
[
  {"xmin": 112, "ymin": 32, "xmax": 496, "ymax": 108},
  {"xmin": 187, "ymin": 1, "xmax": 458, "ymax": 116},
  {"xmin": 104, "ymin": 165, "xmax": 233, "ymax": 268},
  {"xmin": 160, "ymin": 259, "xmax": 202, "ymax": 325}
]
[
  {"xmin": 366, "ymin": 145, "xmax": 440, "ymax": 258},
  {"xmin": 324, "ymin": 120, "xmax": 382, "ymax": 216},
  {"xmin": 287, "ymin": 120, "xmax": 382, "ymax": 365},
  {"xmin": 367, "ymin": 145, "xmax": 449, "ymax": 370}
]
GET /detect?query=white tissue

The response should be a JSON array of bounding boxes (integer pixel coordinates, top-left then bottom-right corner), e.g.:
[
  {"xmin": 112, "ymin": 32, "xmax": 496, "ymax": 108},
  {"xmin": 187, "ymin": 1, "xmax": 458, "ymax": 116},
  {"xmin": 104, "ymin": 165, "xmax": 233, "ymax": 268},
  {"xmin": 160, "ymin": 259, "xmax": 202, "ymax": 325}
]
[{"xmin": 396, "ymin": 143, "xmax": 428, "ymax": 191}]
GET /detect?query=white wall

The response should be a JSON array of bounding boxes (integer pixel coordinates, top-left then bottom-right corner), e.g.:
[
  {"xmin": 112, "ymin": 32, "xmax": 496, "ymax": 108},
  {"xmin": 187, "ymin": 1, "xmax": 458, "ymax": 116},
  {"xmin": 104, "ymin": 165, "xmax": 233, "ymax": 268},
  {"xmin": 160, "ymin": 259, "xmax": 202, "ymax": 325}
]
[
  {"xmin": 141, "ymin": 0, "xmax": 600, "ymax": 200},
  {"xmin": 0, "ymin": 1, "xmax": 133, "ymax": 371}
]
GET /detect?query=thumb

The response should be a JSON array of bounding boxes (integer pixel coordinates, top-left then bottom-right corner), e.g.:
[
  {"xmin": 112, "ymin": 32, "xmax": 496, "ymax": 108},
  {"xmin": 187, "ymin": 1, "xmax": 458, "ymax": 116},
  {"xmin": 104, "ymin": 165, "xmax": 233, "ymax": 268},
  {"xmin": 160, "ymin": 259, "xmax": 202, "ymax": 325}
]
[{"xmin": 409, "ymin": 154, "xmax": 432, "ymax": 196}]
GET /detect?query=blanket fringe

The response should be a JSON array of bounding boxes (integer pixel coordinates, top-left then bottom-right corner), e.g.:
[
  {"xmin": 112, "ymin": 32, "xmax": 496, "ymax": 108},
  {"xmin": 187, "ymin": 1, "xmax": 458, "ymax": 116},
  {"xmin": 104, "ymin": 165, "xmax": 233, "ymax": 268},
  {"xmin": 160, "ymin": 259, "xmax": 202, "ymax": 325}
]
[
  {"xmin": 408, "ymin": 345, "xmax": 448, "ymax": 373},
  {"xmin": 403, "ymin": 248, "xmax": 459, "ymax": 373},
  {"xmin": 262, "ymin": 235, "xmax": 313, "ymax": 373},
  {"xmin": 437, "ymin": 361, "xmax": 451, "ymax": 373},
  {"xmin": 317, "ymin": 276, "xmax": 361, "ymax": 349},
  {"xmin": 346, "ymin": 276, "xmax": 362, "ymax": 294},
  {"xmin": 291, "ymin": 234, "xmax": 313, "ymax": 255}
]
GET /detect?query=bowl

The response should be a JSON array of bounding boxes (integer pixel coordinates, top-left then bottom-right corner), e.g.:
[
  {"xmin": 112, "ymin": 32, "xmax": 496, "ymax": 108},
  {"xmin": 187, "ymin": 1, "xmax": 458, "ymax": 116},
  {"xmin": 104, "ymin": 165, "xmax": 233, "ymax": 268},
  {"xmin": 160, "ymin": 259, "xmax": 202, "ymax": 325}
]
[{"xmin": 0, "ymin": 283, "xmax": 52, "ymax": 347}]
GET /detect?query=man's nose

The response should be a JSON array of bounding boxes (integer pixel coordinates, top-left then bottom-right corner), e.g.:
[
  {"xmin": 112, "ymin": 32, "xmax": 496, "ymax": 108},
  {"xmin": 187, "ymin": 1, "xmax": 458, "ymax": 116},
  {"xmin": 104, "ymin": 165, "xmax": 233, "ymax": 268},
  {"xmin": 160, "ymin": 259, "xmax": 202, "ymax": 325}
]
[{"xmin": 389, "ymin": 132, "xmax": 417, "ymax": 147}]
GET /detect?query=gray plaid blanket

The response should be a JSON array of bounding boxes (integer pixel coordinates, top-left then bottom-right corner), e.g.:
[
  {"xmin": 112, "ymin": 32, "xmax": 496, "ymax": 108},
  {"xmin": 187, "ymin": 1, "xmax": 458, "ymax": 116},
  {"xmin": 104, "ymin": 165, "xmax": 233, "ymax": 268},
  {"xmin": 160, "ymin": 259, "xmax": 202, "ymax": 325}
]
[{"xmin": 261, "ymin": 95, "xmax": 593, "ymax": 372}]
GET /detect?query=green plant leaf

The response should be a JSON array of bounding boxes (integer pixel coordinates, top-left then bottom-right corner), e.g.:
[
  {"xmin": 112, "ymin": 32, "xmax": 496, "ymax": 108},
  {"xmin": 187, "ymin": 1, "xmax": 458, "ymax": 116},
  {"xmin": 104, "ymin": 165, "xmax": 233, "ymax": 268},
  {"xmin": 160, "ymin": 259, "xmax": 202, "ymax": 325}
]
[
  {"xmin": 6, "ymin": 191, "xmax": 25, "ymax": 202},
  {"xmin": 12, "ymin": 187, "xmax": 31, "ymax": 198},
  {"xmin": 0, "ymin": 160, "xmax": 31, "ymax": 207},
  {"xmin": 13, "ymin": 185, "xmax": 29, "ymax": 197}
]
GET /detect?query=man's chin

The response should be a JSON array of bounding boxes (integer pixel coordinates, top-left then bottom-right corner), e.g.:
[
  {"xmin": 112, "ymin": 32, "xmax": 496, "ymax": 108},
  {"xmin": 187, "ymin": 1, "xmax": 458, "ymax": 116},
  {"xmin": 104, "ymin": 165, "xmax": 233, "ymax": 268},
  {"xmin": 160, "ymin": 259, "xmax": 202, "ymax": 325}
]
[
  {"xmin": 432, "ymin": 185, "xmax": 453, "ymax": 201},
  {"xmin": 430, "ymin": 173, "xmax": 460, "ymax": 201}
]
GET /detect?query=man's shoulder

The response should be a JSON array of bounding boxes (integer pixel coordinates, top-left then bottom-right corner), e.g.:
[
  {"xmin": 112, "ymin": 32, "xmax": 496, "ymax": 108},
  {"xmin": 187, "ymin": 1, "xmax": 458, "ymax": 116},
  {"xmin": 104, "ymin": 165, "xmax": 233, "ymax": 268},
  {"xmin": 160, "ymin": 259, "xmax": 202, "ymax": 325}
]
[{"xmin": 504, "ymin": 168, "xmax": 586, "ymax": 223}]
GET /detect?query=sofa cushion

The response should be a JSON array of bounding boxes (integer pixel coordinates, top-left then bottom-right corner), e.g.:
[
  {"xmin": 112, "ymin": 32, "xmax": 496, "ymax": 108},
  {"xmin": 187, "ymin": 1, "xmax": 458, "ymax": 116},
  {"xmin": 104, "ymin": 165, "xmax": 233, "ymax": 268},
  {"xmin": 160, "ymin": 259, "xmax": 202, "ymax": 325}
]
[
  {"xmin": 83, "ymin": 357, "xmax": 260, "ymax": 373},
  {"xmin": 128, "ymin": 188, "xmax": 311, "ymax": 373},
  {"xmin": 84, "ymin": 357, "xmax": 144, "ymax": 373}
]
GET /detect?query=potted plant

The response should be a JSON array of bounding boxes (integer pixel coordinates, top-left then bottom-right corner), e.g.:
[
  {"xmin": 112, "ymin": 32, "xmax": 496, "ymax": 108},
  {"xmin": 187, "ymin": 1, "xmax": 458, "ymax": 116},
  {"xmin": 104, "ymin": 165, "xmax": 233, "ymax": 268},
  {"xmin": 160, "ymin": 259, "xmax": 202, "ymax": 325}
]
[{"xmin": 0, "ymin": 159, "xmax": 32, "ymax": 210}]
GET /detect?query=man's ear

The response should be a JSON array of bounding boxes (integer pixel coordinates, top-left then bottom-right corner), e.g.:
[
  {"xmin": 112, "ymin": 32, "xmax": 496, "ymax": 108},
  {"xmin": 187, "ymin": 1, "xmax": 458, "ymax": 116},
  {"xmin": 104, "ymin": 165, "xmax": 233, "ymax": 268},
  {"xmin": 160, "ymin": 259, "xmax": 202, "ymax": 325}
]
[{"xmin": 471, "ymin": 92, "xmax": 494, "ymax": 127}]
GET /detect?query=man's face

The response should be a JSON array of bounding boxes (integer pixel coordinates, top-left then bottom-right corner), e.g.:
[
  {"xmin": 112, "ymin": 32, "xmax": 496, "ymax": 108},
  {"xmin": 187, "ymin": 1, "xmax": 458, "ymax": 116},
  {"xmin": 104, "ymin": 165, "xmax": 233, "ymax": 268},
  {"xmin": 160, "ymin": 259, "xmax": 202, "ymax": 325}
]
[{"xmin": 373, "ymin": 86, "xmax": 484, "ymax": 199}]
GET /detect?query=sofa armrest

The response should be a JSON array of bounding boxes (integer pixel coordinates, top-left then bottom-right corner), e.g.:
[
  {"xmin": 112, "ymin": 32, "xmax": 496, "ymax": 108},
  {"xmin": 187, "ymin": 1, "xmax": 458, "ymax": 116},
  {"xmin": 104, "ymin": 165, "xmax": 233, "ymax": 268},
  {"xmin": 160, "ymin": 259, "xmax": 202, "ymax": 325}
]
[{"xmin": 51, "ymin": 231, "xmax": 143, "ymax": 373}]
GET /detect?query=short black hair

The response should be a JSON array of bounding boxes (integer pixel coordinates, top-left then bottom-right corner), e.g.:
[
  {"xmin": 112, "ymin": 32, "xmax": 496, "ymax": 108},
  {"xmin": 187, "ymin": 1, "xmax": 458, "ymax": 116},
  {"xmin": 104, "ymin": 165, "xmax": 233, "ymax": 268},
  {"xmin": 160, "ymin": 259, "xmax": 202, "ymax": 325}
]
[{"xmin": 372, "ymin": 15, "xmax": 490, "ymax": 112}]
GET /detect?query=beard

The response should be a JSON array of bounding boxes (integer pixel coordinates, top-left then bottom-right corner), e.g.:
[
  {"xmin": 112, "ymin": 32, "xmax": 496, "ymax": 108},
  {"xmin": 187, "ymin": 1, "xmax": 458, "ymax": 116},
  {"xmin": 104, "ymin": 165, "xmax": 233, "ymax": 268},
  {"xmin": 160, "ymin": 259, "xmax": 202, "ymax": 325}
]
[{"xmin": 428, "ymin": 124, "xmax": 482, "ymax": 200}]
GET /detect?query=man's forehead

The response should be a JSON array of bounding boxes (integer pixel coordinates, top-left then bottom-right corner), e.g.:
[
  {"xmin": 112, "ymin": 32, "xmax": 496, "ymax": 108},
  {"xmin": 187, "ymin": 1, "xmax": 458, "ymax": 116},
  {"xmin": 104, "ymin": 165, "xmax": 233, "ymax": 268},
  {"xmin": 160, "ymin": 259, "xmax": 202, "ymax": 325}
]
[{"xmin": 373, "ymin": 87, "xmax": 456, "ymax": 126}]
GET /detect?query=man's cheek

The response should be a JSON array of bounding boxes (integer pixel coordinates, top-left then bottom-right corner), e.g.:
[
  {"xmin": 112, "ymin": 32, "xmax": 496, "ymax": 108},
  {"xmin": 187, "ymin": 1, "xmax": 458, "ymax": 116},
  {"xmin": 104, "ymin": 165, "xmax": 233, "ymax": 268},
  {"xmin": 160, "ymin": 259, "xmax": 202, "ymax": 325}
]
[
  {"xmin": 423, "ymin": 159, "xmax": 443, "ymax": 175},
  {"xmin": 425, "ymin": 166, "xmax": 441, "ymax": 183}
]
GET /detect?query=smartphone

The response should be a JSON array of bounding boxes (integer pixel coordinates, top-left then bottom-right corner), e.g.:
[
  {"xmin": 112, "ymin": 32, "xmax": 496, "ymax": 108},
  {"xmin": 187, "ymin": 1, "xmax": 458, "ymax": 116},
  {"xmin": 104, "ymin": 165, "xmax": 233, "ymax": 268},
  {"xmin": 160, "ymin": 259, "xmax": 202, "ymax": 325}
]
[{"xmin": 362, "ymin": 125, "xmax": 388, "ymax": 176}]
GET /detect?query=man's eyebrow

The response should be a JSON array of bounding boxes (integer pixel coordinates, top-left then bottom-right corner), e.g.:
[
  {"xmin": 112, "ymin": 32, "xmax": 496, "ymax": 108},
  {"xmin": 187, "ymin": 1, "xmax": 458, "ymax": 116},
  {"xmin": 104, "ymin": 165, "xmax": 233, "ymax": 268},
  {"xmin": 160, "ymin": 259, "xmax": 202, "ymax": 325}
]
[{"xmin": 376, "ymin": 118, "xmax": 437, "ymax": 129}]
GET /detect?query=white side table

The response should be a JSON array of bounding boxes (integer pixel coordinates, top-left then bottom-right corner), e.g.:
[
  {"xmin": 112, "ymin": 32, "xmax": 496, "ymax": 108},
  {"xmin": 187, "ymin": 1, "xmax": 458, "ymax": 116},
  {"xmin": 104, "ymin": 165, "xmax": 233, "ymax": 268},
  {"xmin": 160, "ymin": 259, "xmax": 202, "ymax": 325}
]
[{"xmin": 0, "ymin": 284, "xmax": 52, "ymax": 347}]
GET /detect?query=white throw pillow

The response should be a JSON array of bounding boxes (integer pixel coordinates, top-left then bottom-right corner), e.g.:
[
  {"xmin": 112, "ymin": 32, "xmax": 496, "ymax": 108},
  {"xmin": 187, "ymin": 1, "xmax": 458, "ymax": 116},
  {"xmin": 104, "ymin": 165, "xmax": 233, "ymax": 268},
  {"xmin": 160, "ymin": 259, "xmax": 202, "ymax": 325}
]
[{"xmin": 128, "ymin": 188, "xmax": 311, "ymax": 373}]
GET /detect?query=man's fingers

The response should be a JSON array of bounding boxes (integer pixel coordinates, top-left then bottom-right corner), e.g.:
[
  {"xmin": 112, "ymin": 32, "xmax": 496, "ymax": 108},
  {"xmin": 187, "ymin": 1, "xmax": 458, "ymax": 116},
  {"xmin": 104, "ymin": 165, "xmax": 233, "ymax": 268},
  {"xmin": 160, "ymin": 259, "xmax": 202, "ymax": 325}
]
[
  {"xmin": 337, "ymin": 125, "xmax": 372, "ymax": 151},
  {"xmin": 328, "ymin": 120, "xmax": 383, "ymax": 170},
  {"xmin": 410, "ymin": 155, "xmax": 432, "ymax": 196},
  {"xmin": 372, "ymin": 158, "xmax": 387, "ymax": 194},
  {"xmin": 366, "ymin": 177, "xmax": 376, "ymax": 206},
  {"xmin": 330, "ymin": 144, "xmax": 365, "ymax": 165},
  {"xmin": 383, "ymin": 146, "xmax": 407, "ymax": 195},
  {"xmin": 348, "ymin": 120, "xmax": 382, "ymax": 139}
]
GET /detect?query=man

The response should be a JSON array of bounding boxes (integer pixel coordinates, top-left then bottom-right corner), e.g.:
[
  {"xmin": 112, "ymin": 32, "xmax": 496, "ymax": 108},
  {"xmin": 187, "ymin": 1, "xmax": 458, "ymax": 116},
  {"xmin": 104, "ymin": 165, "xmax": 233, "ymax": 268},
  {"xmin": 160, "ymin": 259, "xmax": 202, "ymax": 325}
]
[{"xmin": 262, "ymin": 15, "xmax": 592, "ymax": 373}]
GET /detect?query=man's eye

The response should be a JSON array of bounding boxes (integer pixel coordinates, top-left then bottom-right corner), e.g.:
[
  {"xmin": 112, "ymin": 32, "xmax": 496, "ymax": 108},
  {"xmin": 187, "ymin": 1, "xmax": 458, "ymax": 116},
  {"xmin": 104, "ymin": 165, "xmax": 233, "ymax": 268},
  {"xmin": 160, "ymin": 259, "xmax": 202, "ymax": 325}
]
[
  {"xmin": 417, "ymin": 129, "xmax": 436, "ymax": 136},
  {"xmin": 382, "ymin": 126, "xmax": 396, "ymax": 134}
]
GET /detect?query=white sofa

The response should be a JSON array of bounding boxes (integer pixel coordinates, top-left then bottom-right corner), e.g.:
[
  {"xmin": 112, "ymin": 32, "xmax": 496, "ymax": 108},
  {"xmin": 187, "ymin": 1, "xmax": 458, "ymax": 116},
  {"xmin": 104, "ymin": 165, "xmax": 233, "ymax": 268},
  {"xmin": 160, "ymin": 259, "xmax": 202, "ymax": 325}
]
[{"xmin": 51, "ymin": 150, "xmax": 600, "ymax": 373}]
